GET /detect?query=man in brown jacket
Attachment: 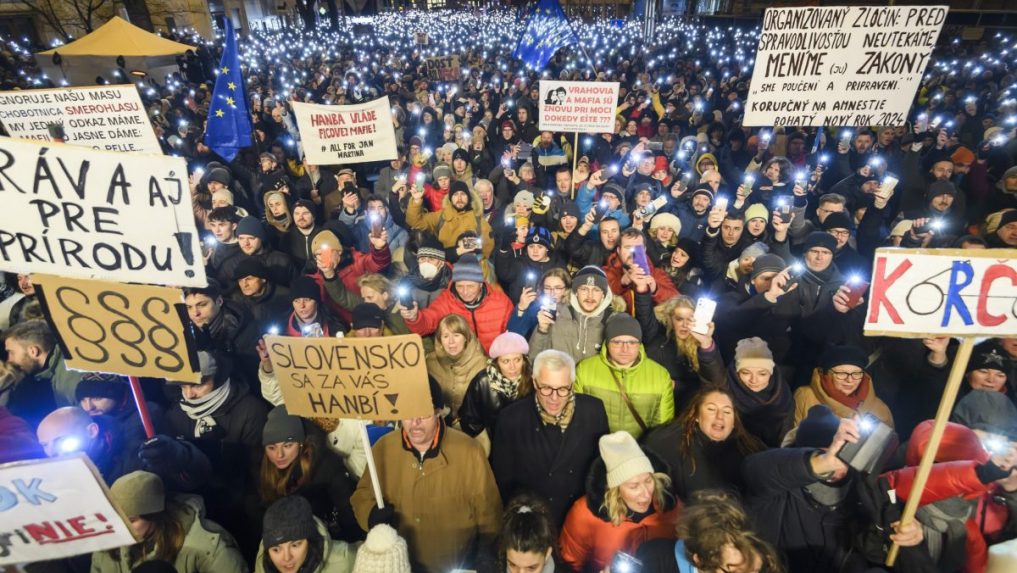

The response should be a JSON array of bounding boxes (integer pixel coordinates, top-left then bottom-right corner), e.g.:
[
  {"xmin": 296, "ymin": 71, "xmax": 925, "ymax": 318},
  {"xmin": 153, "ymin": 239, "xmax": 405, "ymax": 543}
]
[{"xmin": 351, "ymin": 378, "xmax": 502, "ymax": 572}]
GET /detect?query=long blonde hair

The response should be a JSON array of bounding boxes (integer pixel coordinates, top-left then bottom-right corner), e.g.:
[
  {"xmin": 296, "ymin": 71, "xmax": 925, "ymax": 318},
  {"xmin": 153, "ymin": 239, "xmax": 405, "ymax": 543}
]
[
  {"xmin": 654, "ymin": 295, "xmax": 700, "ymax": 371},
  {"xmin": 602, "ymin": 472, "xmax": 673, "ymax": 526}
]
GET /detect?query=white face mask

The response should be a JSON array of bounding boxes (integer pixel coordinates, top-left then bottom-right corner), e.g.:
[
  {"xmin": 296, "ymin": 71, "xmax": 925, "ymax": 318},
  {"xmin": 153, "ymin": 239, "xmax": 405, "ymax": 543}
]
[{"xmin": 419, "ymin": 262, "xmax": 439, "ymax": 279}]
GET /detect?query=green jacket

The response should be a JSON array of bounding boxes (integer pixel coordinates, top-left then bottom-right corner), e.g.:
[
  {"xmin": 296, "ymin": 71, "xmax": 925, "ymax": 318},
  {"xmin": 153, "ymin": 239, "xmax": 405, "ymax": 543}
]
[
  {"xmin": 38, "ymin": 348, "xmax": 82, "ymax": 407},
  {"xmin": 91, "ymin": 496, "xmax": 247, "ymax": 573},
  {"xmin": 575, "ymin": 345, "xmax": 675, "ymax": 439}
]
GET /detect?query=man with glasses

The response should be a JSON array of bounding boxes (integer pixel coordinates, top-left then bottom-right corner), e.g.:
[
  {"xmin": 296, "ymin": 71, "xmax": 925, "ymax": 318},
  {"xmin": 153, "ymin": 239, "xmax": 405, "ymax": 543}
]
[
  {"xmin": 820, "ymin": 211, "xmax": 867, "ymax": 277},
  {"xmin": 490, "ymin": 350, "xmax": 609, "ymax": 526},
  {"xmin": 791, "ymin": 345, "xmax": 894, "ymax": 428},
  {"xmin": 529, "ymin": 266, "xmax": 618, "ymax": 362},
  {"xmin": 574, "ymin": 314, "xmax": 674, "ymax": 438},
  {"xmin": 789, "ymin": 192, "xmax": 846, "ymax": 248},
  {"xmin": 351, "ymin": 377, "xmax": 501, "ymax": 572}
]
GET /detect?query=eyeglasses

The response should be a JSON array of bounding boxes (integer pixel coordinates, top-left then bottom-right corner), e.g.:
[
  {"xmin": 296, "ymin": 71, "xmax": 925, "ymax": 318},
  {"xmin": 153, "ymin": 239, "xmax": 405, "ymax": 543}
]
[
  {"xmin": 829, "ymin": 370, "xmax": 865, "ymax": 381},
  {"xmin": 608, "ymin": 340, "xmax": 640, "ymax": 348},
  {"xmin": 536, "ymin": 384, "xmax": 573, "ymax": 397},
  {"xmin": 828, "ymin": 229, "xmax": 850, "ymax": 238}
]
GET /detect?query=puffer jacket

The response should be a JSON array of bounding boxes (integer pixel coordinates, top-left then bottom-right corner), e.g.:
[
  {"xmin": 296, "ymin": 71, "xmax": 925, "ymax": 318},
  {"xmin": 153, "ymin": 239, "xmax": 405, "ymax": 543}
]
[
  {"xmin": 528, "ymin": 292, "xmax": 618, "ymax": 363},
  {"xmin": 458, "ymin": 361, "xmax": 528, "ymax": 438},
  {"xmin": 559, "ymin": 447, "xmax": 681, "ymax": 573},
  {"xmin": 574, "ymin": 345, "xmax": 675, "ymax": 439},
  {"xmin": 405, "ymin": 281, "xmax": 514, "ymax": 354},
  {"xmin": 426, "ymin": 336, "xmax": 487, "ymax": 419},
  {"xmin": 405, "ymin": 187, "xmax": 494, "ymax": 258},
  {"xmin": 793, "ymin": 369, "xmax": 895, "ymax": 429},
  {"xmin": 254, "ymin": 517, "xmax": 356, "ymax": 573},
  {"xmin": 90, "ymin": 495, "xmax": 247, "ymax": 573}
]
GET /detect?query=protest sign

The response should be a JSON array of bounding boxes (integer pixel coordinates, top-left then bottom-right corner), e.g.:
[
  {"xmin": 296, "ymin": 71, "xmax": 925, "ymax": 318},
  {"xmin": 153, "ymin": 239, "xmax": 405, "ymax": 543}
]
[
  {"xmin": 264, "ymin": 333, "xmax": 433, "ymax": 421},
  {"xmin": 0, "ymin": 455, "xmax": 135, "ymax": 565},
  {"xmin": 743, "ymin": 6, "xmax": 947, "ymax": 127},
  {"xmin": 424, "ymin": 55, "xmax": 461, "ymax": 82},
  {"xmin": 415, "ymin": 31, "xmax": 429, "ymax": 45},
  {"xmin": 0, "ymin": 137, "xmax": 206, "ymax": 287},
  {"xmin": 291, "ymin": 98, "xmax": 398, "ymax": 165},
  {"xmin": 0, "ymin": 85, "xmax": 161, "ymax": 153},
  {"xmin": 32, "ymin": 274, "xmax": 199, "ymax": 383},
  {"xmin": 863, "ymin": 248, "xmax": 1017, "ymax": 338},
  {"xmin": 538, "ymin": 81, "xmax": 620, "ymax": 133}
]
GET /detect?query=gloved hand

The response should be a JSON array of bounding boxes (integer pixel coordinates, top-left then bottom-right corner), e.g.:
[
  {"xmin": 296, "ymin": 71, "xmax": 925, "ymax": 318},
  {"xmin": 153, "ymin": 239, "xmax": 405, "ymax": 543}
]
[
  {"xmin": 138, "ymin": 434, "xmax": 187, "ymax": 473},
  {"xmin": 368, "ymin": 503, "xmax": 398, "ymax": 528}
]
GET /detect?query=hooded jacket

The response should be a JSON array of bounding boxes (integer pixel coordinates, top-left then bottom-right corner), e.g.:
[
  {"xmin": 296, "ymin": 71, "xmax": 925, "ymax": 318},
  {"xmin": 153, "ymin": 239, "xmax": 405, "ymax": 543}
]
[
  {"xmin": 574, "ymin": 344, "xmax": 675, "ymax": 439},
  {"xmin": 528, "ymin": 291, "xmax": 618, "ymax": 363},
  {"xmin": 405, "ymin": 187, "xmax": 495, "ymax": 258},
  {"xmin": 559, "ymin": 447, "xmax": 681, "ymax": 573}
]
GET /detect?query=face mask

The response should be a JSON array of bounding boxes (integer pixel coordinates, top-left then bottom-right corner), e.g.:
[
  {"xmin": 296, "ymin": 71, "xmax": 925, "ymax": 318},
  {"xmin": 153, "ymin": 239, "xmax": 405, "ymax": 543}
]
[{"xmin": 419, "ymin": 262, "xmax": 439, "ymax": 279}]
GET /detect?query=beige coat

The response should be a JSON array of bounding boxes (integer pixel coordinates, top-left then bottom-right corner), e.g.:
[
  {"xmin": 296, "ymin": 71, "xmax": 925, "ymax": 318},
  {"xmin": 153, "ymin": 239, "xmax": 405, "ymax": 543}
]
[
  {"xmin": 793, "ymin": 369, "xmax": 895, "ymax": 429},
  {"xmin": 426, "ymin": 336, "xmax": 487, "ymax": 419}
]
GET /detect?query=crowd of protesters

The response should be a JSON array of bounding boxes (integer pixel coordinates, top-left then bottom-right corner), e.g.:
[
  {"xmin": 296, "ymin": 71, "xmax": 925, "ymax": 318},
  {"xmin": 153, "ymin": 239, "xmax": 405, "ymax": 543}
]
[{"xmin": 2, "ymin": 7, "xmax": 1017, "ymax": 573}]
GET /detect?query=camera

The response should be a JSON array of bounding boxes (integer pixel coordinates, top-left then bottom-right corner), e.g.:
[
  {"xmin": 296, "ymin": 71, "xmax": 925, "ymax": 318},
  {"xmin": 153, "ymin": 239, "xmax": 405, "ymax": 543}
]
[{"xmin": 836, "ymin": 413, "xmax": 898, "ymax": 474}]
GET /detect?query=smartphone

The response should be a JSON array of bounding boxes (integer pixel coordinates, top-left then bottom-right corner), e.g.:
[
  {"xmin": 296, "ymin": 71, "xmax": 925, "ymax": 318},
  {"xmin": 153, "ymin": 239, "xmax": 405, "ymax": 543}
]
[
  {"xmin": 774, "ymin": 200, "xmax": 792, "ymax": 223},
  {"xmin": 691, "ymin": 298, "xmax": 716, "ymax": 335},
  {"xmin": 396, "ymin": 284, "xmax": 414, "ymax": 308},
  {"xmin": 782, "ymin": 262, "xmax": 804, "ymax": 292},
  {"xmin": 463, "ymin": 237, "xmax": 481, "ymax": 251},
  {"xmin": 646, "ymin": 141, "xmax": 663, "ymax": 151},
  {"xmin": 715, "ymin": 196, "xmax": 729, "ymax": 211},
  {"xmin": 640, "ymin": 195, "xmax": 668, "ymax": 217},
  {"xmin": 630, "ymin": 244, "xmax": 651, "ymax": 275},
  {"xmin": 844, "ymin": 276, "xmax": 870, "ymax": 308},
  {"xmin": 523, "ymin": 271, "xmax": 539, "ymax": 291},
  {"xmin": 611, "ymin": 551, "xmax": 642, "ymax": 573},
  {"xmin": 595, "ymin": 198, "xmax": 610, "ymax": 220},
  {"xmin": 539, "ymin": 295, "xmax": 557, "ymax": 319},
  {"xmin": 878, "ymin": 176, "xmax": 899, "ymax": 197},
  {"xmin": 301, "ymin": 323, "xmax": 324, "ymax": 338}
]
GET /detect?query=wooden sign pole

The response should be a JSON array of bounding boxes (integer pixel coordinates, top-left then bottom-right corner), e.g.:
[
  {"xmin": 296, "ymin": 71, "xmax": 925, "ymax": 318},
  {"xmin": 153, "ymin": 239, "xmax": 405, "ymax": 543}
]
[
  {"xmin": 885, "ymin": 336, "xmax": 975, "ymax": 566},
  {"xmin": 360, "ymin": 423, "xmax": 385, "ymax": 510}
]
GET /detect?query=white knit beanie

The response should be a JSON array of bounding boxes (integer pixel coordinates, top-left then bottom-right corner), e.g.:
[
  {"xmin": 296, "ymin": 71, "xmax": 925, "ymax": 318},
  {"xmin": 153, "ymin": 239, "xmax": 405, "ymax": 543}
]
[
  {"xmin": 352, "ymin": 524, "xmax": 412, "ymax": 573},
  {"xmin": 599, "ymin": 431, "xmax": 654, "ymax": 489},
  {"xmin": 987, "ymin": 537, "xmax": 1017, "ymax": 573},
  {"xmin": 734, "ymin": 337, "xmax": 775, "ymax": 373}
]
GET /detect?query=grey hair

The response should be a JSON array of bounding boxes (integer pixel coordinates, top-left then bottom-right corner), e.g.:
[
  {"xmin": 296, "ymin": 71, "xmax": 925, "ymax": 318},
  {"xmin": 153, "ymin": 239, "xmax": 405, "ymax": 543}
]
[
  {"xmin": 532, "ymin": 349, "xmax": 576, "ymax": 383},
  {"xmin": 475, "ymin": 178, "xmax": 494, "ymax": 194}
]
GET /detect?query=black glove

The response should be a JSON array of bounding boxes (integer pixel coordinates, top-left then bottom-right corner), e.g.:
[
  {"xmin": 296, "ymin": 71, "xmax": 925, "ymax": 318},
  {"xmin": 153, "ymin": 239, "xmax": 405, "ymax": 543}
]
[
  {"xmin": 138, "ymin": 434, "xmax": 187, "ymax": 473},
  {"xmin": 368, "ymin": 503, "xmax": 398, "ymax": 529}
]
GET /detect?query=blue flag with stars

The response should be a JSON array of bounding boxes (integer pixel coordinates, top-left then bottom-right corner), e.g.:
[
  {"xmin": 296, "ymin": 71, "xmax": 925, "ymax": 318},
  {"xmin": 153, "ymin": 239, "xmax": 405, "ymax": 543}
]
[
  {"xmin": 513, "ymin": 0, "xmax": 580, "ymax": 70},
  {"xmin": 204, "ymin": 18, "xmax": 251, "ymax": 162}
]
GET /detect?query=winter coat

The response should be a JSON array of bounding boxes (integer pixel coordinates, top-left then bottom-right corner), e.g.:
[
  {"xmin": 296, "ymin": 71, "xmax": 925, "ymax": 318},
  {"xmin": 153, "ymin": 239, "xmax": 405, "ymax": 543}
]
[
  {"xmin": 254, "ymin": 517, "xmax": 356, "ymax": 573},
  {"xmin": 405, "ymin": 187, "xmax": 495, "ymax": 258},
  {"xmin": 602, "ymin": 252, "xmax": 680, "ymax": 313},
  {"xmin": 634, "ymin": 290, "xmax": 726, "ymax": 410},
  {"xmin": 243, "ymin": 248, "xmax": 297, "ymax": 287},
  {"xmin": 700, "ymin": 228, "xmax": 752, "ymax": 285},
  {"xmin": 574, "ymin": 345, "xmax": 675, "ymax": 439},
  {"xmin": 35, "ymin": 347, "xmax": 82, "ymax": 407},
  {"xmin": 350, "ymin": 426, "xmax": 502, "ymax": 573},
  {"xmin": 635, "ymin": 538, "xmax": 693, "ymax": 573},
  {"xmin": 405, "ymin": 282, "xmax": 514, "ymax": 353},
  {"xmin": 458, "ymin": 362, "xmax": 528, "ymax": 438},
  {"xmin": 722, "ymin": 363, "xmax": 794, "ymax": 448},
  {"xmin": 713, "ymin": 285, "xmax": 793, "ymax": 365},
  {"xmin": 208, "ymin": 241, "xmax": 245, "ymax": 293},
  {"xmin": 645, "ymin": 425, "xmax": 752, "ymax": 499},
  {"xmin": 793, "ymin": 369, "xmax": 895, "ymax": 429},
  {"xmin": 490, "ymin": 394, "xmax": 610, "ymax": 526},
  {"xmin": 426, "ymin": 336, "xmax": 487, "ymax": 420},
  {"xmin": 90, "ymin": 495, "xmax": 246, "ymax": 573},
  {"xmin": 559, "ymin": 448, "xmax": 681, "ymax": 573},
  {"xmin": 528, "ymin": 293, "xmax": 617, "ymax": 363},
  {"xmin": 0, "ymin": 406, "xmax": 43, "ymax": 462}
]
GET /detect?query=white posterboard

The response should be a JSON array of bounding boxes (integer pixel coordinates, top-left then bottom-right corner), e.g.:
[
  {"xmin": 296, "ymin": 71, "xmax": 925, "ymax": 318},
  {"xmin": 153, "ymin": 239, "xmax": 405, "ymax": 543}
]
[
  {"xmin": 0, "ymin": 136, "xmax": 207, "ymax": 287},
  {"xmin": 863, "ymin": 248, "xmax": 1017, "ymax": 338},
  {"xmin": 0, "ymin": 455, "xmax": 136, "ymax": 565},
  {"xmin": 291, "ymin": 98, "xmax": 398, "ymax": 165},
  {"xmin": 0, "ymin": 85, "xmax": 161, "ymax": 153},
  {"xmin": 744, "ymin": 6, "xmax": 947, "ymax": 127},
  {"xmin": 538, "ymin": 81, "xmax": 620, "ymax": 134}
]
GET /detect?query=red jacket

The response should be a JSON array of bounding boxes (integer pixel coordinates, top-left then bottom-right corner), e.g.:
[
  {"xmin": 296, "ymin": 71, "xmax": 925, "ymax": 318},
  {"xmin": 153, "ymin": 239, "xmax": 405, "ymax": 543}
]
[
  {"xmin": 602, "ymin": 252, "xmax": 679, "ymax": 314},
  {"xmin": 559, "ymin": 495, "xmax": 679, "ymax": 573},
  {"xmin": 404, "ymin": 282, "xmax": 513, "ymax": 353}
]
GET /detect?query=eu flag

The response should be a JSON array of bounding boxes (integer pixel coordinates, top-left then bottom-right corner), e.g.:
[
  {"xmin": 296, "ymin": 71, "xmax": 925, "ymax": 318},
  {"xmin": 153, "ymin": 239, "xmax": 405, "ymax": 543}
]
[
  {"xmin": 204, "ymin": 18, "xmax": 251, "ymax": 162},
  {"xmin": 513, "ymin": 0, "xmax": 581, "ymax": 70}
]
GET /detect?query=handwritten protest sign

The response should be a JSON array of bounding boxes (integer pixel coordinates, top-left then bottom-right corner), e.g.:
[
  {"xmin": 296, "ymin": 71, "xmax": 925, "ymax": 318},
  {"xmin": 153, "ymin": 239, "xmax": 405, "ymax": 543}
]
[
  {"xmin": 0, "ymin": 455, "xmax": 135, "ymax": 565},
  {"xmin": 744, "ymin": 6, "xmax": 947, "ymax": 127},
  {"xmin": 864, "ymin": 248, "xmax": 1017, "ymax": 338},
  {"xmin": 292, "ymin": 98, "xmax": 398, "ymax": 165},
  {"xmin": 0, "ymin": 137, "xmax": 205, "ymax": 287},
  {"xmin": 0, "ymin": 85, "xmax": 161, "ymax": 153},
  {"xmin": 424, "ymin": 55, "xmax": 461, "ymax": 82},
  {"xmin": 538, "ymin": 81, "xmax": 620, "ymax": 133},
  {"xmin": 415, "ymin": 31, "xmax": 429, "ymax": 45},
  {"xmin": 264, "ymin": 334, "xmax": 433, "ymax": 421},
  {"xmin": 32, "ymin": 274, "xmax": 199, "ymax": 382}
]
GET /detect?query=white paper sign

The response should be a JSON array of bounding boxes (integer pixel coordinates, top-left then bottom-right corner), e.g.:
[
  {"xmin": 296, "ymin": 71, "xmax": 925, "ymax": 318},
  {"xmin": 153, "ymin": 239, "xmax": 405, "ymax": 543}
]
[
  {"xmin": 292, "ymin": 98, "xmax": 398, "ymax": 165},
  {"xmin": 864, "ymin": 248, "xmax": 1017, "ymax": 338},
  {"xmin": 0, "ymin": 136, "xmax": 206, "ymax": 287},
  {"xmin": 0, "ymin": 455, "xmax": 136, "ymax": 565},
  {"xmin": 744, "ymin": 6, "xmax": 947, "ymax": 127},
  {"xmin": 538, "ymin": 81, "xmax": 620, "ymax": 134},
  {"xmin": 0, "ymin": 85, "xmax": 161, "ymax": 153}
]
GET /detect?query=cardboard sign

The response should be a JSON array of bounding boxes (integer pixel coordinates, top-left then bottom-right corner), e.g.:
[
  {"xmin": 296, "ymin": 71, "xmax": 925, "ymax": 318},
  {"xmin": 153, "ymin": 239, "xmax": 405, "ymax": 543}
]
[
  {"xmin": 415, "ymin": 31, "xmax": 429, "ymax": 45},
  {"xmin": 33, "ymin": 274, "xmax": 199, "ymax": 382},
  {"xmin": 864, "ymin": 248, "xmax": 1017, "ymax": 338},
  {"xmin": 0, "ymin": 85, "xmax": 161, "ymax": 153},
  {"xmin": 743, "ymin": 6, "xmax": 947, "ymax": 127},
  {"xmin": 292, "ymin": 98, "xmax": 398, "ymax": 165},
  {"xmin": 0, "ymin": 137, "xmax": 205, "ymax": 287},
  {"xmin": 265, "ymin": 333, "xmax": 433, "ymax": 421},
  {"xmin": 0, "ymin": 455, "xmax": 136, "ymax": 565},
  {"xmin": 424, "ymin": 55, "xmax": 461, "ymax": 82},
  {"xmin": 538, "ymin": 81, "xmax": 620, "ymax": 134}
]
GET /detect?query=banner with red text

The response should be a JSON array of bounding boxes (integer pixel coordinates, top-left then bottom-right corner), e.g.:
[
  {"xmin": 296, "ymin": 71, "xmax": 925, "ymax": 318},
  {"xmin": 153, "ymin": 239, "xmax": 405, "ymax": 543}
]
[
  {"xmin": 538, "ymin": 81, "xmax": 620, "ymax": 134},
  {"xmin": 291, "ymin": 98, "xmax": 398, "ymax": 165},
  {"xmin": 864, "ymin": 248, "xmax": 1017, "ymax": 338},
  {"xmin": 0, "ymin": 455, "xmax": 135, "ymax": 565}
]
